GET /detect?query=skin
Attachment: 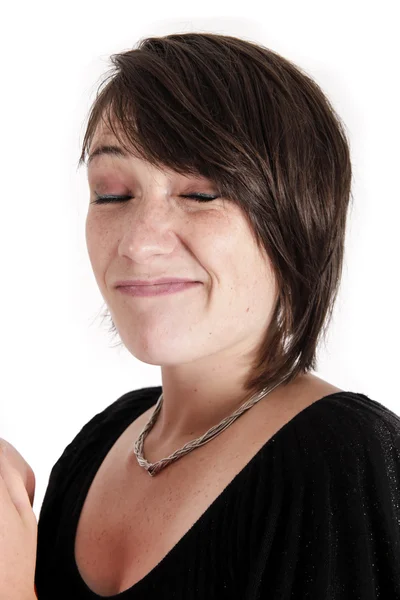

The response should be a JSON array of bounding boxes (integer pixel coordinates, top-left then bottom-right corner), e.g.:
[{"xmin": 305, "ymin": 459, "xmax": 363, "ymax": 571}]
[
  {"xmin": 0, "ymin": 439, "xmax": 37, "ymax": 600},
  {"xmin": 85, "ymin": 121, "xmax": 332, "ymax": 456}
]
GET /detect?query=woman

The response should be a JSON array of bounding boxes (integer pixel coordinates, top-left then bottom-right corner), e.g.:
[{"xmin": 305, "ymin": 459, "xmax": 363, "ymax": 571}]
[{"xmin": 2, "ymin": 32, "xmax": 399, "ymax": 599}]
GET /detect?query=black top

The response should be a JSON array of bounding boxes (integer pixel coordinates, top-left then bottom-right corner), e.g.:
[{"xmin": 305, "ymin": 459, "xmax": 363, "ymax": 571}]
[{"xmin": 35, "ymin": 387, "xmax": 400, "ymax": 599}]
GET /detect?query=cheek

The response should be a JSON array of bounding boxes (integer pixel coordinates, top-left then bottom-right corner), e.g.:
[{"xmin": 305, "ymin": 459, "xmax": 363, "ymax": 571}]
[
  {"xmin": 195, "ymin": 210, "xmax": 242, "ymax": 258},
  {"xmin": 85, "ymin": 208, "xmax": 115, "ymax": 242},
  {"xmin": 85, "ymin": 213, "xmax": 98, "ymax": 261},
  {"xmin": 219, "ymin": 238, "xmax": 276, "ymax": 318},
  {"xmin": 85, "ymin": 212, "xmax": 110, "ymax": 275},
  {"xmin": 192, "ymin": 212, "xmax": 269, "ymax": 294}
]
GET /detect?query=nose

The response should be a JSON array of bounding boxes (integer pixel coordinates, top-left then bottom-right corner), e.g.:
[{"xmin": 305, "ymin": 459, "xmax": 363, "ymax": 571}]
[{"xmin": 117, "ymin": 192, "xmax": 182, "ymax": 262}]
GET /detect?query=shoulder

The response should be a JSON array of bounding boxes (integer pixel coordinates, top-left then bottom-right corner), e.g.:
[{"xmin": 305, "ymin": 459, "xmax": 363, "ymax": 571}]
[
  {"xmin": 37, "ymin": 386, "xmax": 160, "ymax": 531},
  {"xmin": 44, "ymin": 386, "xmax": 160, "ymax": 494},
  {"xmin": 295, "ymin": 390, "xmax": 400, "ymax": 452},
  {"xmin": 65, "ymin": 385, "xmax": 159, "ymax": 454},
  {"xmin": 71, "ymin": 386, "xmax": 159, "ymax": 446},
  {"xmin": 75, "ymin": 385, "xmax": 160, "ymax": 440},
  {"xmin": 293, "ymin": 391, "xmax": 400, "ymax": 479},
  {"xmin": 254, "ymin": 392, "xmax": 400, "ymax": 596},
  {"xmin": 294, "ymin": 390, "xmax": 400, "ymax": 537},
  {"xmin": 292, "ymin": 392, "xmax": 400, "ymax": 593}
]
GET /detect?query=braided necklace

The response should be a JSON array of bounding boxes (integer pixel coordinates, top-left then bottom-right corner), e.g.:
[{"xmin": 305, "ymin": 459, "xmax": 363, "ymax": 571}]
[{"xmin": 133, "ymin": 375, "xmax": 290, "ymax": 477}]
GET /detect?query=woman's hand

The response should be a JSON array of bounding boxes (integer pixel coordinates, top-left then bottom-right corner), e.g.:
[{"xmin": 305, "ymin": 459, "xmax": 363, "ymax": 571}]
[{"xmin": 0, "ymin": 438, "xmax": 37, "ymax": 600}]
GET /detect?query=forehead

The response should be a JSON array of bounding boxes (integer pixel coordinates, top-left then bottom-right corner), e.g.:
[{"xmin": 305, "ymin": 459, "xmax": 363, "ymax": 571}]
[
  {"xmin": 89, "ymin": 120, "xmax": 162, "ymax": 166},
  {"xmin": 88, "ymin": 128, "xmax": 210, "ymax": 182},
  {"xmin": 88, "ymin": 125, "xmax": 136, "ymax": 165}
]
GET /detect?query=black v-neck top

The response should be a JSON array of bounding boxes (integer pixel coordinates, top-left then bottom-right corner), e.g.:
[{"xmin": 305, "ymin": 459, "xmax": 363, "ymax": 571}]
[{"xmin": 34, "ymin": 387, "xmax": 400, "ymax": 599}]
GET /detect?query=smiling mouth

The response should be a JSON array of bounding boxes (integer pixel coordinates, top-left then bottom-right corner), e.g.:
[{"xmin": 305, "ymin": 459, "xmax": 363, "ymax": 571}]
[{"xmin": 117, "ymin": 281, "xmax": 201, "ymax": 297}]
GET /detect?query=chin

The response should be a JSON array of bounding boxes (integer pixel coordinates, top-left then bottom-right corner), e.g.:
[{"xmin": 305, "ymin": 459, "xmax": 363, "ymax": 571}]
[{"xmin": 121, "ymin": 336, "xmax": 204, "ymax": 366}]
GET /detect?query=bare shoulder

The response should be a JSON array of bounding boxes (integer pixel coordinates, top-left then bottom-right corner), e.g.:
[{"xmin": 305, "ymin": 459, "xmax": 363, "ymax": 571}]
[
  {"xmin": 292, "ymin": 372, "xmax": 343, "ymax": 400},
  {"xmin": 281, "ymin": 372, "xmax": 343, "ymax": 410},
  {"xmin": 251, "ymin": 372, "xmax": 343, "ymax": 431}
]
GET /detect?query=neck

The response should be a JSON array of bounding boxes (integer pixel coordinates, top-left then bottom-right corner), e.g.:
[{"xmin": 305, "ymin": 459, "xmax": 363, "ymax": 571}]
[{"xmin": 148, "ymin": 365, "xmax": 298, "ymax": 451}]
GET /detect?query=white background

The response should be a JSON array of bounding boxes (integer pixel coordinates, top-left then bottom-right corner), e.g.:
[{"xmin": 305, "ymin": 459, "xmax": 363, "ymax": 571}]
[{"xmin": 0, "ymin": 1, "xmax": 398, "ymax": 519}]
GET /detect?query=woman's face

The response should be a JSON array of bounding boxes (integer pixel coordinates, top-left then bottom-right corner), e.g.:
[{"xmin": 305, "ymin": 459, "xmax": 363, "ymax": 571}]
[{"xmin": 85, "ymin": 125, "xmax": 278, "ymax": 370}]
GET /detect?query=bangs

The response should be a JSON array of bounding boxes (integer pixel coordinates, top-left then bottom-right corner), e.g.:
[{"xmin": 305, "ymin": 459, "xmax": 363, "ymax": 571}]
[{"xmin": 77, "ymin": 35, "xmax": 274, "ymax": 221}]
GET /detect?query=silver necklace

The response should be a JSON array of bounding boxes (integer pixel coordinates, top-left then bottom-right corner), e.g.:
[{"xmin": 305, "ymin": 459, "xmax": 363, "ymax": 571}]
[{"xmin": 133, "ymin": 375, "xmax": 290, "ymax": 477}]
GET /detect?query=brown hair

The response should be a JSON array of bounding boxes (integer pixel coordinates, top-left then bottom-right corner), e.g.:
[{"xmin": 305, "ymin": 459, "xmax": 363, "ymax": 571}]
[{"xmin": 78, "ymin": 32, "xmax": 353, "ymax": 398}]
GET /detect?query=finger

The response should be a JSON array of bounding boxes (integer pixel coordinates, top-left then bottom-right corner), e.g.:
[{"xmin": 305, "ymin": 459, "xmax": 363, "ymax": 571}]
[
  {"xmin": 0, "ymin": 456, "xmax": 37, "ymax": 532},
  {"xmin": 0, "ymin": 468, "xmax": 15, "ymax": 508},
  {"xmin": 0, "ymin": 439, "xmax": 36, "ymax": 507}
]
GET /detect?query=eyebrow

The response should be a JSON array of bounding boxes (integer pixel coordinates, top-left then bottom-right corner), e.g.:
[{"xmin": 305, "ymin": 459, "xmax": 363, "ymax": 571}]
[
  {"xmin": 87, "ymin": 144, "xmax": 130, "ymax": 165},
  {"xmin": 86, "ymin": 144, "xmax": 210, "ymax": 183}
]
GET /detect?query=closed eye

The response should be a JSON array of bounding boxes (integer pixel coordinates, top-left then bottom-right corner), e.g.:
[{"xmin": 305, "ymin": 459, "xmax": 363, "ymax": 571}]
[{"xmin": 91, "ymin": 193, "xmax": 219, "ymax": 205}]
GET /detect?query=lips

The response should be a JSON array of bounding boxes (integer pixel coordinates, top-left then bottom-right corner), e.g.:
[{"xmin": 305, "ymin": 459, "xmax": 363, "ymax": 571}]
[
  {"xmin": 115, "ymin": 277, "xmax": 198, "ymax": 287},
  {"xmin": 117, "ymin": 281, "xmax": 201, "ymax": 297}
]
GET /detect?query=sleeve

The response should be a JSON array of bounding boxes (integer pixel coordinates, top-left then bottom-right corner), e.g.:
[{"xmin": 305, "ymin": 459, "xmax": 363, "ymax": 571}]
[{"xmin": 250, "ymin": 395, "xmax": 400, "ymax": 600}]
